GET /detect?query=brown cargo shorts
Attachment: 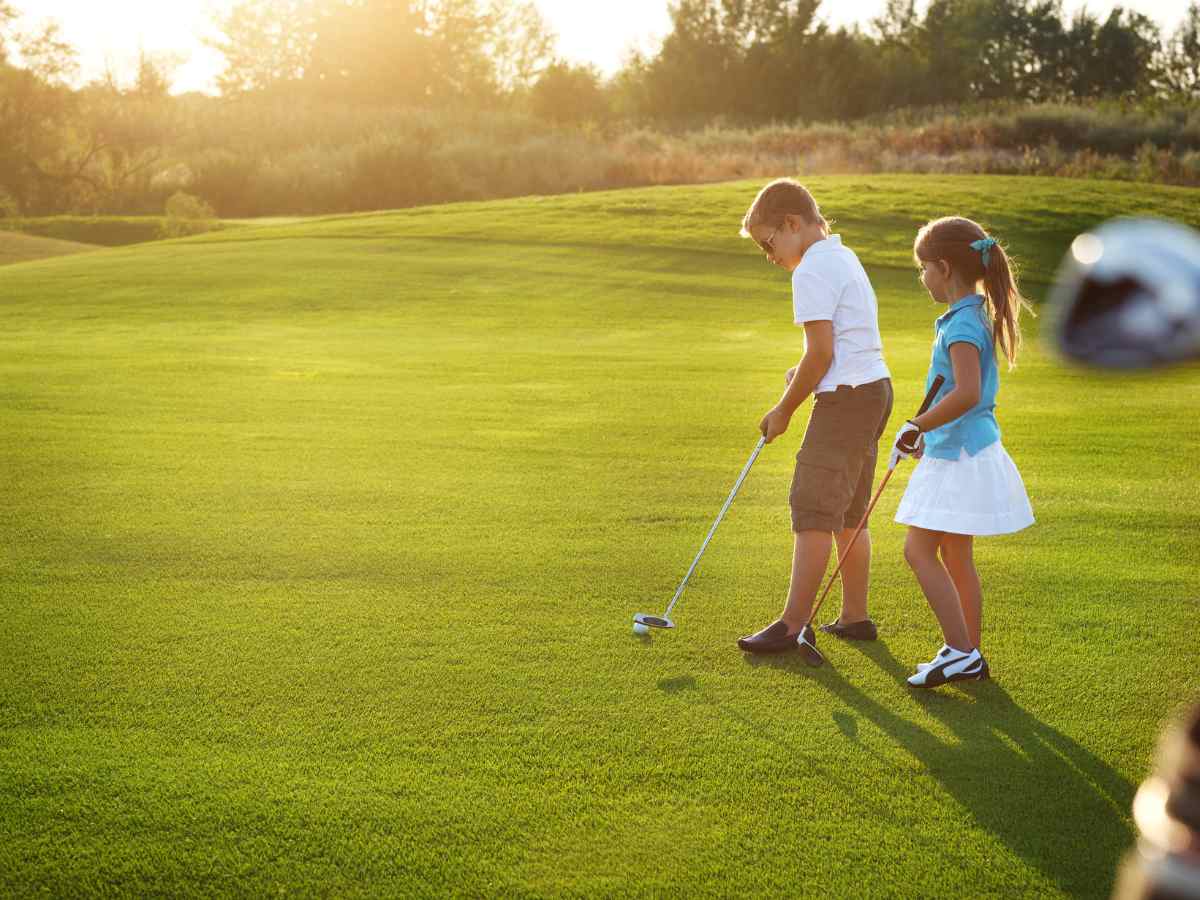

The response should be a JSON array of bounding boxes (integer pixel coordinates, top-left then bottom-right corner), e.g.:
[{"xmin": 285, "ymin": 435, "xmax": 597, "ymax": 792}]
[{"xmin": 789, "ymin": 377, "xmax": 894, "ymax": 533}]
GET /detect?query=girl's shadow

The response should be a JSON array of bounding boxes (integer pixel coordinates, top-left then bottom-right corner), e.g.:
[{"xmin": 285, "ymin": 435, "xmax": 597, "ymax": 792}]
[{"xmin": 731, "ymin": 643, "xmax": 1135, "ymax": 897}]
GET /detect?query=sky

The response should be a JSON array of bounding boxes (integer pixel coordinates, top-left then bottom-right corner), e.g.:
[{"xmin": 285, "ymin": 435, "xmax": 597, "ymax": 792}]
[{"xmin": 9, "ymin": 0, "xmax": 1191, "ymax": 95}]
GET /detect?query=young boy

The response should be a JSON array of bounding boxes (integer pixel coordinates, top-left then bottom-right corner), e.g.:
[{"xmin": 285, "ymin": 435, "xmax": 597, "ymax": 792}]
[{"xmin": 737, "ymin": 179, "xmax": 893, "ymax": 657}]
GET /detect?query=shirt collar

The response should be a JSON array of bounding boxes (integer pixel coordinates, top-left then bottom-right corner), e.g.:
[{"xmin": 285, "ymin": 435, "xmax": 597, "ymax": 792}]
[
  {"xmin": 937, "ymin": 293, "xmax": 984, "ymax": 325},
  {"xmin": 805, "ymin": 234, "xmax": 842, "ymax": 256}
]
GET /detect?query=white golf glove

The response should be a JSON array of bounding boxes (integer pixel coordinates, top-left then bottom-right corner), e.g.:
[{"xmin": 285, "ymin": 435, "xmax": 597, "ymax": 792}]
[{"xmin": 889, "ymin": 420, "xmax": 923, "ymax": 469}]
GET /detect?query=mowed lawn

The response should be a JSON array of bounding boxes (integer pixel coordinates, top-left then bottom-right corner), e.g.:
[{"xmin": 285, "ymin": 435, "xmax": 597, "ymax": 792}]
[{"xmin": 1, "ymin": 174, "xmax": 1197, "ymax": 897}]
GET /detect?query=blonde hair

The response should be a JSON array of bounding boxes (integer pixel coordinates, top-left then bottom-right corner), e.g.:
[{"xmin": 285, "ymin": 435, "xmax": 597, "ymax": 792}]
[
  {"xmin": 740, "ymin": 178, "xmax": 830, "ymax": 241},
  {"xmin": 914, "ymin": 216, "xmax": 1035, "ymax": 369}
]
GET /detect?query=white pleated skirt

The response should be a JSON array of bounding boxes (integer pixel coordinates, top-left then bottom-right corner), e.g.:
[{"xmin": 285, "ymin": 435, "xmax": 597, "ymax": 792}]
[{"xmin": 894, "ymin": 441, "xmax": 1034, "ymax": 536}]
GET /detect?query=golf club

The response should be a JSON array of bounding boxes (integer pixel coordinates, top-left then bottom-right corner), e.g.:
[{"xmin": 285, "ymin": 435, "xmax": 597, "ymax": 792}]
[
  {"xmin": 796, "ymin": 374, "xmax": 946, "ymax": 666},
  {"xmin": 633, "ymin": 434, "xmax": 767, "ymax": 632}
]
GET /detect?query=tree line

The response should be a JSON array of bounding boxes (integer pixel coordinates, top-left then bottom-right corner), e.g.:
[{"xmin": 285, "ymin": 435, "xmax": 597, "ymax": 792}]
[
  {"xmin": 206, "ymin": 0, "xmax": 1200, "ymax": 121},
  {"xmin": 1, "ymin": 0, "xmax": 1198, "ymax": 217},
  {"xmin": 622, "ymin": 0, "xmax": 1200, "ymax": 123}
]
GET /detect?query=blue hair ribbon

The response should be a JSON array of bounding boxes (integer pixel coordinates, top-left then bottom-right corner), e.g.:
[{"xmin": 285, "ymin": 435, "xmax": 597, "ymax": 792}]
[{"xmin": 971, "ymin": 236, "xmax": 997, "ymax": 267}]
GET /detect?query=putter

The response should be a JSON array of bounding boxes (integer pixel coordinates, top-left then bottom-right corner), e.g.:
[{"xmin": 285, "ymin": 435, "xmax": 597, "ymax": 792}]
[
  {"xmin": 634, "ymin": 435, "xmax": 767, "ymax": 631},
  {"xmin": 796, "ymin": 374, "xmax": 946, "ymax": 666}
]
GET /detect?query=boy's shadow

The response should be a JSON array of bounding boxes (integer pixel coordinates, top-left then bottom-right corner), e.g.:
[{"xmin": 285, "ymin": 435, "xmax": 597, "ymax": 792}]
[{"xmin": 721, "ymin": 644, "xmax": 1136, "ymax": 897}]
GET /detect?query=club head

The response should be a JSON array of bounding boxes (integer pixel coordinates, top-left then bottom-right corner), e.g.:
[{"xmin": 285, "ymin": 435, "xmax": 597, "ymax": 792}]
[
  {"xmin": 798, "ymin": 634, "xmax": 825, "ymax": 667},
  {"xmin": 1050, "ymin": 217, "xmax": 1200, "ymax": 369},
  {"xmin": 633, "ymin": 613, "xmax": 675, "ymax": 629}
]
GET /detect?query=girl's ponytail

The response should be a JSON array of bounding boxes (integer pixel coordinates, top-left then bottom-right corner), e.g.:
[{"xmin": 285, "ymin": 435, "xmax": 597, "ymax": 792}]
[{"xmin": 981, "ymin": 240, "xmax": 1034, "ymax": 369}]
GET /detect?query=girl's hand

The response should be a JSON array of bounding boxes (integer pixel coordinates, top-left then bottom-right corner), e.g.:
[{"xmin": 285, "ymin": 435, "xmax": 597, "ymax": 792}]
[
  {"xmin": 785, "ymin": 366, "xmax": 797, "ymax": 384},
  {"xmin": 893, "ymin": 420, "xmax": 922, "ymax": 457},
  {"xmin": 759, "ymin": 406, "xmax": 792, "ymax": 443},
  {"xmin": 889, "ymin": 420, "xmax": 923, "ymax": 468}
]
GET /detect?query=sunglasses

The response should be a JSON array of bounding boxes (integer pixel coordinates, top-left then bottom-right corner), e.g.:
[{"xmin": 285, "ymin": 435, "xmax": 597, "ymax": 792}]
[{"xmin": 758, "ymin": 224, "xmax": 781, "ymax": 257}]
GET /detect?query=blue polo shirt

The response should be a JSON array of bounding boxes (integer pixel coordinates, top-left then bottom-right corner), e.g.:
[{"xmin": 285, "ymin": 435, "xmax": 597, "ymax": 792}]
[{"xmin": 922, "ymin": 295, "xmax": 1001, "ymax": 460}]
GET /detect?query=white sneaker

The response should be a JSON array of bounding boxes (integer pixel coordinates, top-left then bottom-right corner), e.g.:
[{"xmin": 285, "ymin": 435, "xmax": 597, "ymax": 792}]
[
  {"xmin": 915, "ymin": 646, "xmax": 985, "ymax": 672},
  {"xmin": 907, "ymin": 645, "xmax": 989, "ymax": 688}
]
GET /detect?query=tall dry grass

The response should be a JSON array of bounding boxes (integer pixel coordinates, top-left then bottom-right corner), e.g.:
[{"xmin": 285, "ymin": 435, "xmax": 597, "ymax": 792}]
[{"xmin": 61, "ymin": 100, "xmax": 1200, "ymax": 216}]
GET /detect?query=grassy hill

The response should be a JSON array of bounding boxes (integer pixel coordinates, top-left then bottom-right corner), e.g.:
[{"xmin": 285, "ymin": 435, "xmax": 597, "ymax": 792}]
[
  {"xmin": 1, "ymin": 175, "xmax": 1197, "ymax": 897},
  {"xmin": 0, "ymin": 230, "xmax": 99, "ymax": 266}
]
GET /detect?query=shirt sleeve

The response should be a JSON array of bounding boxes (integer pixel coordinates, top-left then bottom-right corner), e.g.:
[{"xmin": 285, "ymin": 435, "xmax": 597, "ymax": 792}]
[
  {"xmin": 791, "ymin": 270, "xmax": 838, "ymax": 325},
  {"xmin": 942, "ymin": 313, "xmax": 991, "ymax": 356}
]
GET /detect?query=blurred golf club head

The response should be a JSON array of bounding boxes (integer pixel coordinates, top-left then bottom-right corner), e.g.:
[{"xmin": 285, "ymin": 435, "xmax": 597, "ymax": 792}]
[
  {"xmin": 1050, "ymin": 217, "xmax": 1200, "ymax": 370},
  {"xmin": 1112, "ymin": 702, "xmax": 1200, "ymax": 899}
]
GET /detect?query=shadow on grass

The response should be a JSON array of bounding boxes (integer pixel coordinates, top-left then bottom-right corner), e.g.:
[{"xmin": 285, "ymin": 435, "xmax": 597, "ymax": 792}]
[{"xmin": 707, "ymin": 644, "xmax": 1134, "ymax": 896}]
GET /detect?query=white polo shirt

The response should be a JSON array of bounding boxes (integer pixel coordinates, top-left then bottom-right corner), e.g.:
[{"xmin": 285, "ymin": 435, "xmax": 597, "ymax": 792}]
[{"xmin": 791, "ymin": 234, "xmax": 890, "ymax": 395}]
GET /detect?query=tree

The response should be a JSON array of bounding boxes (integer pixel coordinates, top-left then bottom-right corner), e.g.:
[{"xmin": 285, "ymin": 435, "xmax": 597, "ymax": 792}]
[
  {"xmin": 209, "ymin": 0, "xmax": 553, "ymax": 104},
  {"xmin": 209, "ymin": 0, "xmax": 322, "ymax": 94},
  {"xmin": 0, "ymin": 12, "xmax": 86, "ymax": 214},
  {"xmin": 866, "ymin": 0, "xmax": 936, "ymax": 109},
  {"xmin": 1062, "ymin": 7, "xmax": 1161, "ymax": 99},
  {"xmin": 71, "ymin": 78, "xmax": 176, "ymax": 212},
  {"xmin": 638, "ymin": 0, "xmax": 821, "ymax": 122},
  {"xmin": 132, "ymin": 49, "xmax": 178, "ymax": 99},
  {"xmin": 307, "ymin": 0, "xmax": 433, "ymax": 103},
  {"xmin": 425, "ymin": 0, "xmax": 554, "ymax": 102},
  {"xmin": 1010, "ymin": 1, "xmax": 1071, "ymax": 102},
  {"xmin": 872, "ymin": 0, "xmax": 918, "ymax": 42},
  {"xmin": 1161, "ymin": 2, "xmax": 1200, "ymax": 99},
  {"xmin": 530, "ymin": 61, "xmax": 608, "ymax": 124},
  {"xmin": 641, "ymin": 0, "xmax": 742, "ymax": 120},
  {"xmin": 740, "ymin": 0, "xmax": 821, "ymax": 120},
  {"xmin": 1093, "ymin": 8, "xmax": 1160, "ymax": 98},
  {"xmin": 0, "ymin": 2, "xmax": 15, "ymax": 63},
  {"xmin": 486, "ymin": 0, "xmax": 554, "ymax": 93},
  {"xmin": 607, "ymin": 48, "xmax": 653, "ymax": 120}
]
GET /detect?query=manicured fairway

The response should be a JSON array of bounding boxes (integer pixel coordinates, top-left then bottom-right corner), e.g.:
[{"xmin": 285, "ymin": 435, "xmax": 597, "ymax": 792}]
[{"xmin": 2, "ymin": 175, "xmax": 1197, "ymax": 896}]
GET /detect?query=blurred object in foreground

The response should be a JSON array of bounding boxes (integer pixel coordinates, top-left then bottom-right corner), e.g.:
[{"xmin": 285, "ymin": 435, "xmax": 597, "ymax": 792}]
[
  {"xmin": 1114, "ymin": 702, "xmax": 1200, "ymax": 899},
  {"xmin": 1050, "ymin": 218, "xmax": 1200, "ymax": 369}
]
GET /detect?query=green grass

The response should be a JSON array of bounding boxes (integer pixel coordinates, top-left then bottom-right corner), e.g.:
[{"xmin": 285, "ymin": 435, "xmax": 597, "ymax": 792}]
[
  {"xmin": 1, "ymin": 174, "xmax": 1197, "ymax": 897},
  {"xmin": 0, "ymin": 230, "xmax": 98, "ymax": 266}
]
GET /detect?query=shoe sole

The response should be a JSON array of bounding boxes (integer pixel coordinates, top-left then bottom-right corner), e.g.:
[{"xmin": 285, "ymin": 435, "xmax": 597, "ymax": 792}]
[{"xmin": 909, "ymin": 661, "xmax": 990, "ymax": 688}]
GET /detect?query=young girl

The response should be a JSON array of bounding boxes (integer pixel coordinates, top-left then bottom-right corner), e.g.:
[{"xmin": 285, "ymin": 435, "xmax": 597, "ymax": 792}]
[
  {"xmin": 736, "ymin": 179, "xmax": 893, "ymax": 659},
  {"xmin": 893, "ymin": 217, "xmax": 1035, "ymax": 688}
]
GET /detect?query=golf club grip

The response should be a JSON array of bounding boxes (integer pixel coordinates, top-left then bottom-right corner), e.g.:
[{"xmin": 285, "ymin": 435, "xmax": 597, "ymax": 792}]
[{"xmin": 915, "ymin": 374, "xmax": 946, "ymax": 417}]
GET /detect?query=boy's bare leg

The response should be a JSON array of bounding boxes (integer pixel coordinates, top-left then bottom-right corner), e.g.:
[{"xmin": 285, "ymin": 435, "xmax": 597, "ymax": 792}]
[
  {"xmin": 904, "ymin": 526, "xmax": 971, "ymax": 652},
  {"xmin": 833, "ymin": 525, "xmax": 871, "ymax": 624},
  {"xmin": 939, "ymin": 533, "xmax": 982, "ymax": 649},
  {"xmin": 780, "ymin": 529, "xmax": 833, "ymax": 632}
]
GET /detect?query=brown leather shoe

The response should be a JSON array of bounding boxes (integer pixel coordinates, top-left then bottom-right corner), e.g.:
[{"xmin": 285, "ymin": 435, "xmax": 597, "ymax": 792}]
[
  {"xmin": 818, "ymin": 618, "xmax": 878, "ymax": 641},
  {"xmin": 737, "ymin": 620, "xmax": 815, "ymax": 653}
]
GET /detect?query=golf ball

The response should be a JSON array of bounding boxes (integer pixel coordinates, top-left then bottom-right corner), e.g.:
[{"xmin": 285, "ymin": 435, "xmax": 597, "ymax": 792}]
[{"xmin": 632, "ymin": 622, "xmax": 649, "ymax": 635}]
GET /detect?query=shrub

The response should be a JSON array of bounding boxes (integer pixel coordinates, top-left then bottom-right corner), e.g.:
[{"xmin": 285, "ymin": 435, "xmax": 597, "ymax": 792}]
[
  {"xmin": 14, "ymin": 97, "xmax": 1200, "ymax": 217},
  {"xmin": 161, "ymin": 192, "xmax": 219, "ymax": 238},
  {"xmin": 9, "ymin": 217, "xmax": 165, "ymax": 246},
  {"xmin": 188, "ymin": 150, "xmax": 261, "ymax": 217}
]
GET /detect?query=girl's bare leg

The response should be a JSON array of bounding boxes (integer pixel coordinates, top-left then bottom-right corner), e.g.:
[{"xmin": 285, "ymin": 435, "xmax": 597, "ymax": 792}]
[
  {"xmin": 939, "ymin": 532, "xmax": 982, "ymax": 649},
  {"xmin": 904, "ymin": 526, "xmax": 971, "ymax": 651}
]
